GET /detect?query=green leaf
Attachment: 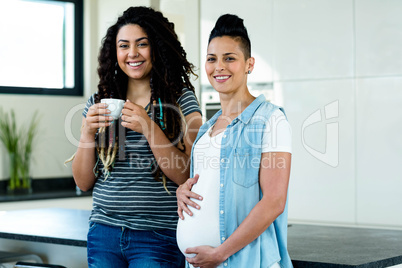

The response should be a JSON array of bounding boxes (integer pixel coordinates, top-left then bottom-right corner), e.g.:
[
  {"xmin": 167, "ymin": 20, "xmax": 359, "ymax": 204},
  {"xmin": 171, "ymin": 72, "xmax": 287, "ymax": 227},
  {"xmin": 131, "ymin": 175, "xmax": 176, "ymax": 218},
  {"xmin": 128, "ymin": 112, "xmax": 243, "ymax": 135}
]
[{"xmin": 0, "ymin": 108, "xmax": 41, "ymax": 188}]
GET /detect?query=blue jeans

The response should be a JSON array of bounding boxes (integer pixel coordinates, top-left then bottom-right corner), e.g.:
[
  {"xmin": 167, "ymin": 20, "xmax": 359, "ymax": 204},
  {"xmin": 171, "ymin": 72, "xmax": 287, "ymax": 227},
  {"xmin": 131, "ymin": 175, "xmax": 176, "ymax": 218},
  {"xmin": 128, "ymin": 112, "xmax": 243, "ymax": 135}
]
[{"xmin": 87, "ymin": 222, "xmax": 185, "ymax": 268}]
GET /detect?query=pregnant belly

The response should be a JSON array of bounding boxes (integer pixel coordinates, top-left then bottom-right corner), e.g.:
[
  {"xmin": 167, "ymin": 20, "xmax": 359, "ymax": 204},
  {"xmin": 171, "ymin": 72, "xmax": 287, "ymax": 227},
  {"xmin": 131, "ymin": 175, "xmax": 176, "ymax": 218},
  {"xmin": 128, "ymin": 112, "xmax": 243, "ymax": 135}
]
[{"xmin": 176, "ymin": 197, "xmax": 220, "ymax": 258}]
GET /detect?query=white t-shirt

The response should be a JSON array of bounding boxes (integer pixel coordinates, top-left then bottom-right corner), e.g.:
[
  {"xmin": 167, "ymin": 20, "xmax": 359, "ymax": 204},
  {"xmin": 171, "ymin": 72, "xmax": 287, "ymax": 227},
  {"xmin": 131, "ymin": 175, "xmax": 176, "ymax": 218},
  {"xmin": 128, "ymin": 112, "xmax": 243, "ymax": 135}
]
[
  {"xmin": 176, "ymin": 109, "xmax": 292, "ymax": 265},
  {"xmin": 177, "ymin": 130, "xmax": 224, "ymax": 259}
]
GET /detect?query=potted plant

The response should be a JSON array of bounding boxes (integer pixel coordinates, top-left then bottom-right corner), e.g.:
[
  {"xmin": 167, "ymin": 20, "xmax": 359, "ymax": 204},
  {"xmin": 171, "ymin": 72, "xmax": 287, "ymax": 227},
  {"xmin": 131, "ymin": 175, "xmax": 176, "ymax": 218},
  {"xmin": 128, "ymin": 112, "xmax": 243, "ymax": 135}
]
[{"xmin": 0, "ymin": 108, "xmax": 40, "ymax": 194}]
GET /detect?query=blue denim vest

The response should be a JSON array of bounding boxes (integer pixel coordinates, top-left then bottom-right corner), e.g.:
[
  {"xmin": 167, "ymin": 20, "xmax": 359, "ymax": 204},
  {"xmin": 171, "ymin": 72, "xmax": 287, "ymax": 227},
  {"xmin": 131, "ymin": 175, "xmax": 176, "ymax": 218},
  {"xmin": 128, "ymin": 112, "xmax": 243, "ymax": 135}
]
[{"xmin": 189, "ymin": 95, "xmax": 293, "ymax": 268}]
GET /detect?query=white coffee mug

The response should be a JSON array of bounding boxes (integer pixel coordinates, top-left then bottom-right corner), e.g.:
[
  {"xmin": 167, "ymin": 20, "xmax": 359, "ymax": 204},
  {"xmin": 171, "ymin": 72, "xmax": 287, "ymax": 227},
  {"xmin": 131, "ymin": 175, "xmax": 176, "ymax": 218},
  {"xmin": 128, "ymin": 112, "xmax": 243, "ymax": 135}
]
[{"xmin": 101, "ymin": 98, "xmax": 125, "ymax": 120}]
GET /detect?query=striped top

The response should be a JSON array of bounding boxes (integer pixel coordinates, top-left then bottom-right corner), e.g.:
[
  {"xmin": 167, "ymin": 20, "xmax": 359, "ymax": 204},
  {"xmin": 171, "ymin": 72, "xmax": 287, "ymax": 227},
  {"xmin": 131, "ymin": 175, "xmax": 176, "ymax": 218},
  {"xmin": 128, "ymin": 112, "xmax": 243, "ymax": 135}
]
[{"xmin": 83, "ymin": 88, "xmax": 201, "ymax": 230}]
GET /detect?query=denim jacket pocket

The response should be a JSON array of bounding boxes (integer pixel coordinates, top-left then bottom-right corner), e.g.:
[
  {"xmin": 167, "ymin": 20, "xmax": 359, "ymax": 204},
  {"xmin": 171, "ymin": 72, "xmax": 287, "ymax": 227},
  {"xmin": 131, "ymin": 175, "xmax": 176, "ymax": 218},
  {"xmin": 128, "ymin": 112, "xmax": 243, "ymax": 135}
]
[{"xmin": 232, "ymin": 148, "xmax": 261, "ymax": 187}]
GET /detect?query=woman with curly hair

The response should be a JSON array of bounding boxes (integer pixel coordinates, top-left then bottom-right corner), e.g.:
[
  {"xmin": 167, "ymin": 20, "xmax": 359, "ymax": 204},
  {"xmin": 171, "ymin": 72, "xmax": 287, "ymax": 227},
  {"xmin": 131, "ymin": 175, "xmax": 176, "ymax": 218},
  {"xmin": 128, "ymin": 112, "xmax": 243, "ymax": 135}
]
[{"xmin": 71, "ymin": 6, "xmax": 202, "ymax": 267}]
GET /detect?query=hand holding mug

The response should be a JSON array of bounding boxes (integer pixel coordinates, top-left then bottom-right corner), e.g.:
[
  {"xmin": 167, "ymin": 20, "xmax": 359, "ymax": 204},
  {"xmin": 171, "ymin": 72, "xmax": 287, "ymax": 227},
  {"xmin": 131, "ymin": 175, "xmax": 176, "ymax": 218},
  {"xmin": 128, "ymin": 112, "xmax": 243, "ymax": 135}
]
[
  {"xmin": 83, "ymin": 103, "xmax": 114, "ymax": 137},
  {"xmin": 101, "ymin": 98, "xmax": 125, "ymax": 120}
]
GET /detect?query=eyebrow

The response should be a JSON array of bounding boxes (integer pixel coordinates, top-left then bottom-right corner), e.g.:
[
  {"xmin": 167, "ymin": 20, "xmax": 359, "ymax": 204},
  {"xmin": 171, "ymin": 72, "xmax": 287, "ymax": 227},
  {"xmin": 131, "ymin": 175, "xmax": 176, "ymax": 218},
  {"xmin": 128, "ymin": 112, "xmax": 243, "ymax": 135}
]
[
  {"xmin": 207, "ymin": 52, "xmax": 237, "ymax": 56},
  {"xmin": 117, "ymin": 37, "xmax": 148, "ymax": 43}
]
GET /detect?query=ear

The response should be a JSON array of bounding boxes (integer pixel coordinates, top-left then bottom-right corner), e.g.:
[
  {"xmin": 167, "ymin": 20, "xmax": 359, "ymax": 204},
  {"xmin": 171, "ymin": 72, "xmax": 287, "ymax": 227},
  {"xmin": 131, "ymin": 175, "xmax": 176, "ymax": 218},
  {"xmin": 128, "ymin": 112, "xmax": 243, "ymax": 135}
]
[{"xmin": 246, "ymin": 57, "xmax": 255, "ymax": 74}]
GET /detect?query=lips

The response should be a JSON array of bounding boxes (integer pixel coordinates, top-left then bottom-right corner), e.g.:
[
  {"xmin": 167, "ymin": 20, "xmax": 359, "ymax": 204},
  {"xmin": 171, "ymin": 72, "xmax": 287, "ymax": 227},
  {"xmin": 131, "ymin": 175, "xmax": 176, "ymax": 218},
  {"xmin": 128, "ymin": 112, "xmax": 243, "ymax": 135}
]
[
  {"xmin": 128, "ymin": 61, "xmax": 143, "ymax": 67},
  {"xmin": 214, "ymin": 75, "xmax": 231, "ymax": 82}
]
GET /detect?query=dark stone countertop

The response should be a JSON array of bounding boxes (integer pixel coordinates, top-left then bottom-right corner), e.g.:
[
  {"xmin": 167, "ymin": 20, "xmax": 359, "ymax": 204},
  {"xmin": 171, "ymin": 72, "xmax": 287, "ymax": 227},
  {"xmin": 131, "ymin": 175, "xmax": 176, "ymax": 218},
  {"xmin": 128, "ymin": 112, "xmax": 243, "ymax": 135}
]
[
  {"xmin": 288, "ymin": 224, "xmax": 402, "ymax": 267},
  {"xmin": 0, "ymin": 190, "xmax": 92, "ymax": 202},
  {"xmin": 1, "ymin": 208, "xmax": 402, "ymax": 267},
  {"xmin": 0, "ymin": 177, "xmax": 92, "ymax": 203}
]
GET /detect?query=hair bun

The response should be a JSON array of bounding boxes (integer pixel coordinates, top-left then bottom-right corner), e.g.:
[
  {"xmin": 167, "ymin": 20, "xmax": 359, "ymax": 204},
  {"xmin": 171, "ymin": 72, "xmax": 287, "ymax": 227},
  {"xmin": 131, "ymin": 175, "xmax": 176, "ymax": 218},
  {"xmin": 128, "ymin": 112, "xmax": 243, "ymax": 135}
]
[
  {"xmin": 208, "ymin": 14, "xmax": 251, "ymax": 58},
  {"xmin": 213, "ymin": 14, "xmax": 247, "ymax": 36}
]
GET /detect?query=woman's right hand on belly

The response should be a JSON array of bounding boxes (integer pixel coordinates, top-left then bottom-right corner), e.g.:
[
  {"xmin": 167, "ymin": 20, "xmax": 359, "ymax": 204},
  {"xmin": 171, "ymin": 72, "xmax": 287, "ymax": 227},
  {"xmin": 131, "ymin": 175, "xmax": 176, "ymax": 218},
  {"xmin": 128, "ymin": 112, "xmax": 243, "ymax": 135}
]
[{"xmin": 176, "ymin": 174, "xmax": 203, "ymax": 219}]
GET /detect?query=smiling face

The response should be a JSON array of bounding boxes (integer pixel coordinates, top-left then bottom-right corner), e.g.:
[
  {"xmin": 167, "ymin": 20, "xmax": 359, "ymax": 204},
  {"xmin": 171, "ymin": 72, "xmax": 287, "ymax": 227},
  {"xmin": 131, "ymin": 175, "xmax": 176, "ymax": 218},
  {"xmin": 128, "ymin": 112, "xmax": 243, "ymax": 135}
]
[
  {"xmin": 116, "ymin": 24, "xmax": 152, "ymax": 82},
  {"xmin": 205, "ymin": 36, "xmax": 254, "ymax": 95}
]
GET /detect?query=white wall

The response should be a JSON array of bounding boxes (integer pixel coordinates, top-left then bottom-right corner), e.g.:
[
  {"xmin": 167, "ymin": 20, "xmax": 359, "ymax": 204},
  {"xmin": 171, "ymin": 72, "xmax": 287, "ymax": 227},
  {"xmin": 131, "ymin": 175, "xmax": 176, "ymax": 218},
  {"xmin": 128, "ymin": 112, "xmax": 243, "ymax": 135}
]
[
  {"xmin": 275, "ymin": 0, "xmax": 402, "ymax": 229},
  {"xmin": 201, "ymin": 0, "xmax": 402, "ymax": 229}
]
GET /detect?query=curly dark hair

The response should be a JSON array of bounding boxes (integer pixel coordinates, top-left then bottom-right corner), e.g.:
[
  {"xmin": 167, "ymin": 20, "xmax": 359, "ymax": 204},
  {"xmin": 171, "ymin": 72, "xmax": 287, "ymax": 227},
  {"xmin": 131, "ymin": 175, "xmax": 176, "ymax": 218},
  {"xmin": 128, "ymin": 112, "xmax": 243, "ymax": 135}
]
[{"xmin": 95, "ymin": 6, "xmax": 198, "ymax": 183}]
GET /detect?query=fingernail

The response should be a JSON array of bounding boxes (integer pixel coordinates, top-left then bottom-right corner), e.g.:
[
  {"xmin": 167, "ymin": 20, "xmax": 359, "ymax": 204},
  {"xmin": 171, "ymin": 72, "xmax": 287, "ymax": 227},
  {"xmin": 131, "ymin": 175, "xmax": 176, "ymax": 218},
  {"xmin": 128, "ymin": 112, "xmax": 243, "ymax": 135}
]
[
  {"xmin": 199, "ymin": 197, "xmax": 202, "ymax": 200},
  {"xmin": 196, "ymin": 206, "xmax": 200, "ymax": 209}
]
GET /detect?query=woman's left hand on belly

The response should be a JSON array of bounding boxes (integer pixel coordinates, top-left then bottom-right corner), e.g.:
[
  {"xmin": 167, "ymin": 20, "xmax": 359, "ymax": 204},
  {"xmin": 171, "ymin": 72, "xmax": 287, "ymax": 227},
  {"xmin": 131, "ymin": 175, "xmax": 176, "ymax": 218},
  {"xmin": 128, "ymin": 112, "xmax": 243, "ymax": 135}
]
[
  {"xmin": 185, "ymin": 245, "xmax": 224, "ymax": 268},
  {"xmin": 177, "ymin": 174, "xmax": 203, "ymax": 219}
]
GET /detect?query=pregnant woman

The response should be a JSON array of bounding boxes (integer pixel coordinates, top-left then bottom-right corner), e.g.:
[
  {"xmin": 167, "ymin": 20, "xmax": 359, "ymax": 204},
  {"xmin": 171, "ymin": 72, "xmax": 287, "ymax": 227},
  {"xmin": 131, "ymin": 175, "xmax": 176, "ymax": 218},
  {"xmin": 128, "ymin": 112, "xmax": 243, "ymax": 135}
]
[{"xmin": 176, "ymin": 14, "xmax": 293, "ymax": 268}]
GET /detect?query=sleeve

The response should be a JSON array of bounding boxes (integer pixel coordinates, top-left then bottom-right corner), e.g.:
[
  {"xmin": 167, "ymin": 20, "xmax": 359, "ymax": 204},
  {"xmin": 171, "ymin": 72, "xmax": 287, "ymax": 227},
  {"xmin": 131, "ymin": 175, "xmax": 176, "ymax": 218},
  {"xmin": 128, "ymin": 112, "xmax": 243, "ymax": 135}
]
[
  {"xmin": 177, "ymin": 88, "xmax": 202, "ymax": 116},
  {"xmin": 262, "ymin": 109, "xmax": 292, "ymax": 153},
  {"xmin": 82, "ymin": 94, "xmax": 96, "ymax": 118}
]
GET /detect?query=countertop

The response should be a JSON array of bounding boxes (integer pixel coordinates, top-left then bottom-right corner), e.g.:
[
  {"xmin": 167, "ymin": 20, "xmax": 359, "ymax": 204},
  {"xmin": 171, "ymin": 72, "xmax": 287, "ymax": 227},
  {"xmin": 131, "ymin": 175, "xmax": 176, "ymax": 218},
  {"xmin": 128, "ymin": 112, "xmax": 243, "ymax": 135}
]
[
  {"xmin": 0, "ymin": 208, "xmax": 402, "ymax": 267},
  {"xmin": 0, "ymin": 208, "xmax": 88, "ymax": 247},
  {"xmin": 287, "ymin": 224, "xmax": 402, "ymax": 267},
  {"xmin": 0, "ymin": 177, "xmax": 92, "ymax": 203}
]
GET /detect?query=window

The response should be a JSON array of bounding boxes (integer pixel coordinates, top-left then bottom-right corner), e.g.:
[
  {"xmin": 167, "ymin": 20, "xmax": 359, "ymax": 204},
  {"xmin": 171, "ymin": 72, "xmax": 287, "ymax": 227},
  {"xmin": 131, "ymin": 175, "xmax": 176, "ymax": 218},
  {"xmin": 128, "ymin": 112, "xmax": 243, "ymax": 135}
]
[{"xmin": 0, "ymin": 0, "xmax": 83, "ymax": 96}]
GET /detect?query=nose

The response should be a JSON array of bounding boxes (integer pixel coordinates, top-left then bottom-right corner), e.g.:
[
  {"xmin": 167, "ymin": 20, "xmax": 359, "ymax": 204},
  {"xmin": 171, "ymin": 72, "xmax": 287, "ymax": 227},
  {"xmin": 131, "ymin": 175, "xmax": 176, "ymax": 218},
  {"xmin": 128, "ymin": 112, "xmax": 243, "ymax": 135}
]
[
  {"xmin": 215, "ymin": 60, "xmax": 225, "ymax": 72},
  {"xmin": 128, "ymin": 47, "xmax": 138, "ymax": 58}
]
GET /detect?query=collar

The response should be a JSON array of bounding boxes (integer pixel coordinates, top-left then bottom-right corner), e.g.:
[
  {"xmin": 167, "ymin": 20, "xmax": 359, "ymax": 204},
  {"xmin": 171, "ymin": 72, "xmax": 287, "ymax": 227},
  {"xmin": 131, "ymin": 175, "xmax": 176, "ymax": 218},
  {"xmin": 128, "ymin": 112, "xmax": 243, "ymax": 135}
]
[
  {"xmin": 204, "ymin": 94, "xmax": 266, "ymax": 131},
  {"xmin": 236, "ymin": 94, "xmax": 266, "ymax": 124}
]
